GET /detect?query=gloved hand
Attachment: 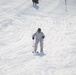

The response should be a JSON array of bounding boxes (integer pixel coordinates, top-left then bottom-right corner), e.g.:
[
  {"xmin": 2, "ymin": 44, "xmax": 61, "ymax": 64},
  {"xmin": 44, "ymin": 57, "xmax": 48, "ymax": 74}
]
[
  {"xmin": 42, "ymin": 36, "xmax": 45, "ymax": 39},
  {"xmin": 32, "ymin": 37, "xmax": 34, "ymax": 40}
]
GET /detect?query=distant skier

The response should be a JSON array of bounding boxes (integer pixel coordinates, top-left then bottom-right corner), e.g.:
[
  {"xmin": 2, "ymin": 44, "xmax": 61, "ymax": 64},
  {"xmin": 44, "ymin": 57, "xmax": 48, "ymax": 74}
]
[
  {"xmin": 32, "ymin": 0, "xmax": 39, "ymax": 5},
  {"xmin": 32, "ymin": 28, "xmax": 45, "ymax": 53}
]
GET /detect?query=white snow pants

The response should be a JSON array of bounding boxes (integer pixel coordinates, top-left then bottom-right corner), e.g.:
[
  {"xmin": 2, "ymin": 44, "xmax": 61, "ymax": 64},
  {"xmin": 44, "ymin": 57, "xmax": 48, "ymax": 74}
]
[{"xmin": 34, "ymin": 40, "xmax": 43, "ymax": 52}]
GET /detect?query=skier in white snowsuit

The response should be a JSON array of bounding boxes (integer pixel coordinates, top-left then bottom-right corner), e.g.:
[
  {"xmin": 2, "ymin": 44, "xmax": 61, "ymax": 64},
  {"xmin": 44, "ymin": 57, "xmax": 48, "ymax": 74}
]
[{"xmin": 32, "ymin": 28, "xmax": 45, "ymax": 53}]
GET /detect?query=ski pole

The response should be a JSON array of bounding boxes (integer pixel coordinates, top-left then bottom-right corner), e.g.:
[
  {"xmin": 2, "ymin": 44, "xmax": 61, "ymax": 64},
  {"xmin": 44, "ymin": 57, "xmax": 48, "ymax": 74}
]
[{"xmin": 32, "ymin": 40, "xmax": 34, "ymax": 47}]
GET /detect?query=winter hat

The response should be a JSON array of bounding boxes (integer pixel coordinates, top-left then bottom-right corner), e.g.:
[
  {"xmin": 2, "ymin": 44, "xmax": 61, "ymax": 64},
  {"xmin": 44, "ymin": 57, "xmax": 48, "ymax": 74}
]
[{"xmin": 38, "ymin": 28, "xmax": 41, "ymax": 32}]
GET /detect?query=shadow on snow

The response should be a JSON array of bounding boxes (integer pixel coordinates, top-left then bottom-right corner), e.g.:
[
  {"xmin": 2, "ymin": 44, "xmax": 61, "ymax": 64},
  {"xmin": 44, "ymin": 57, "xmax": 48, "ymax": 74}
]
[
  {"xmin": 33, "ymin": 4, "xmax": 39, "ymax": 10},
  {"xmin": 34, "ymin": 52, "xmax": 46, "ymax": 57}
]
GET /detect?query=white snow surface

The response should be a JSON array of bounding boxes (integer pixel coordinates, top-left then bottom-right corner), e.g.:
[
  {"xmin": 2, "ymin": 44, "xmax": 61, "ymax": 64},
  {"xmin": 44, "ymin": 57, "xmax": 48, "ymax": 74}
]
[{"xmin": 0, "ymin": 0, "xmax": 76, "ymax": 75}]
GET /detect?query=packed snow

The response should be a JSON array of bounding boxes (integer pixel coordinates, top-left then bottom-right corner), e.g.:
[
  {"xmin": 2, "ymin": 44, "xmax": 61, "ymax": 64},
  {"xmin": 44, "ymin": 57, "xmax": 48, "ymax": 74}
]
[{"xmin": 0, "ymin": 0, "xmax": 76, "ymax": 75}]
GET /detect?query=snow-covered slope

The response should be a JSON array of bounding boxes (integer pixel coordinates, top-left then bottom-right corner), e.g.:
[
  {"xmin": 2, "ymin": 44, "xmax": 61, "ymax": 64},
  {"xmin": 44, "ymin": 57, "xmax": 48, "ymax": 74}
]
[{"xmin": 0, "ymin": 0, "xmax": 76, "ymax": 75}]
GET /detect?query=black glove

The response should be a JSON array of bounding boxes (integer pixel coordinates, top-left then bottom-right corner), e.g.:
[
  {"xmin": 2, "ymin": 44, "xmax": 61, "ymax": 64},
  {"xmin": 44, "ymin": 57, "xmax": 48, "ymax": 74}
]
[
  {"xmin": 32, "ymin": 37, "xmax": 34, "ymax": 40},
  {"xmin": 42, "ymin": 36, "xmax": 45, "ymax": 39}
]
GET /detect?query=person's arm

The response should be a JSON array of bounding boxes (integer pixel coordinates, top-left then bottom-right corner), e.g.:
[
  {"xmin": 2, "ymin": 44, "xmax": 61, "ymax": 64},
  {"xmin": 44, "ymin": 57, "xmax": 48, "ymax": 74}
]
[
  {"xmin": 42, "ymin": 32, "xmax": 45, "ymax": 39},
  {"xmin": 32, "ymin": 32, "xmax": 36, "ymax": 40}
]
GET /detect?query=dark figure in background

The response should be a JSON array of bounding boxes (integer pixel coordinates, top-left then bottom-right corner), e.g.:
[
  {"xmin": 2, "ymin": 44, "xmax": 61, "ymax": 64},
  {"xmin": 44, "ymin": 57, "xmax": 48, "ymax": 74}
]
[{"xmin": 32, "ymin": 0, "xmax": 39, "ymax": 5}]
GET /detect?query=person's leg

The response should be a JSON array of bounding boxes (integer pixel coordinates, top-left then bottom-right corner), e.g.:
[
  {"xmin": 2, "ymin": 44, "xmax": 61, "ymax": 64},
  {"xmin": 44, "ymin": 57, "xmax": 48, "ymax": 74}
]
[
  {"xmin": 34, "ymin": 41, "xmax": 39, "ymax": 52},
  {"xmin": 32, "ymin": 0, "xmax": 34, "ymax": 5},
  {"xmin": 40, "ymin": 41, "xmax": 43, "ymax": 52},
  {"xmin": 35, "ymin": 2, "xmax": 36, "ymax": 5},
  {"xmin": 33, "ymin": 2, "xmax": 35, "ymax": 5}
]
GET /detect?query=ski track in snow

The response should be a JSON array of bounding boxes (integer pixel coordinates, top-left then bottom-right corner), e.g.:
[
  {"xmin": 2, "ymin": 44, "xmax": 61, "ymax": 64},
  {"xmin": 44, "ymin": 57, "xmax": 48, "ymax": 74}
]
[{"xmin": 0, "ymin": 0, "xmax": 76, "ymax": 75}]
